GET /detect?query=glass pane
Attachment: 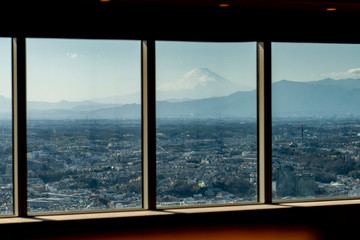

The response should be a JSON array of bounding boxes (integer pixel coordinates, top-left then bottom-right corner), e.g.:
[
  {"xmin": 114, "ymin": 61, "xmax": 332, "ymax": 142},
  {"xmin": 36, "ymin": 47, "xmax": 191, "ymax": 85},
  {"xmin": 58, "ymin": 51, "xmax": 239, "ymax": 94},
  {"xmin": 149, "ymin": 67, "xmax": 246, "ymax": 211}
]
[
  {"xmin": 27, "ymin": 39, "xmax": 141, "ymax": 213},
  {"xmin": 156, "ymin": 42, "xmax": 257, "ymax": 207},
  {"xmin": 272, "ymin": 43, "xmax": 360, "ymax": 201},
  {"xmin": 0, "ymin": 38, "xmax": 13, "ymax": 215}
]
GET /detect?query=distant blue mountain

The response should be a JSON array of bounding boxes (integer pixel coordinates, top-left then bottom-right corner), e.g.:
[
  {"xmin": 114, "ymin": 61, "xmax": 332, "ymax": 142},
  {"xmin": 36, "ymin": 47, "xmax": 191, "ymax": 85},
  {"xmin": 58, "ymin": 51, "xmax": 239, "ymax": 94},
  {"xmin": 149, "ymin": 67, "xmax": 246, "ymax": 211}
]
[
  {"xmin": 157, "ymin": 77, "xmax": 360, "ymax": 119},
  {"xmin": 3, "ymin": 78, "xmax": 360, "ymax": 119},
  {"xmin": 156, "ymin": 90, "xmax": 256, "ymax": 118},
  {"xmin": 272, "ymin": 78, "xmax": 360, "ymax": 117}
]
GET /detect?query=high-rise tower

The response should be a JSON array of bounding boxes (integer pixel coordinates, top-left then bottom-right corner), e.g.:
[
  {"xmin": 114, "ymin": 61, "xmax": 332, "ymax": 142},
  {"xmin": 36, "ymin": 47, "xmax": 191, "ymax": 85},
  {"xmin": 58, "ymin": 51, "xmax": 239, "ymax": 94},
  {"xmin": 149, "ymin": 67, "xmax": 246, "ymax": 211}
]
[{"xmin": 301, "ymin": 124, "xmax": 304, "ymax": 144}]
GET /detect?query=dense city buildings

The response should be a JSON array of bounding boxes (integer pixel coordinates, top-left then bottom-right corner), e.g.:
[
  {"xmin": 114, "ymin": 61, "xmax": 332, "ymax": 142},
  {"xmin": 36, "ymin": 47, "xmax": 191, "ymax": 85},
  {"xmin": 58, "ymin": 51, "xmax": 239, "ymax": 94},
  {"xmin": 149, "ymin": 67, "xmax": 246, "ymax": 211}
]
[
  {"xmin": 26, "ymin": 119, "xmax": 143, "ymax": 213},
  {"xmin": 156, "ymin": 119, "xmax": 257, "ymax": 206},
  {"xmin": 0, "ymin": 120, "xmax": 12, "ymax": 214},
  {"xmin": 0, "ymin": 118, "xmax": 257, "ymax": 213},
  {"xmin": 273, "ymin": 118, "xmax": 360, "ymax": 200},
  {"xmin": 2, "ymin": 116, "xmax": 360, "ymax": 213}
]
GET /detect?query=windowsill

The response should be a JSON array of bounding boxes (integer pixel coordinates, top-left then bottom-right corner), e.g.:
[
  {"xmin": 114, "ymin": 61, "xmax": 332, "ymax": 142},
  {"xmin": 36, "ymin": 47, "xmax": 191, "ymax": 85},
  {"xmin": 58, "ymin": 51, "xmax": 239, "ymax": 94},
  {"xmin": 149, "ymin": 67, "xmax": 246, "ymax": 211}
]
[{"xmin": 1, "ymin": 199, "xmax": 360, "ymax": 225}]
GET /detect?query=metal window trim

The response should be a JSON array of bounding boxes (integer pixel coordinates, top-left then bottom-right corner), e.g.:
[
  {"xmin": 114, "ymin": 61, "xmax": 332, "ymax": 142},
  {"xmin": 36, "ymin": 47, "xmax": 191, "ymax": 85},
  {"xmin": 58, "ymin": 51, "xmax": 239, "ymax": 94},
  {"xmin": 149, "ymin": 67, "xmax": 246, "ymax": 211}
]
[
  {"xmin": 6, "ymin": 37, "xmax": 360, "ymax": 218},
  {"xmin": 9, "ymin": 38, "xmax": 274, "ymax": 217},
  {"xmin": 142, "ymin": 40, "xmax": 157, "ymax": 210},
  {"xmin": 12, "ymin": 37, "xmax": 28, "ymax": 217},
  {"xmin": 257, "ymin": 41, "xmax": 272, "ymax": 204}
]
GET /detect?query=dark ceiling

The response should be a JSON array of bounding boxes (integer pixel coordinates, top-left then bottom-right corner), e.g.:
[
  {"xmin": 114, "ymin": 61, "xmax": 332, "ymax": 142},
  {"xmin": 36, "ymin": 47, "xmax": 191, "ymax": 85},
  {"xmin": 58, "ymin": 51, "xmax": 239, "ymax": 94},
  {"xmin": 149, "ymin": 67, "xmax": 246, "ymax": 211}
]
[
  {"xmin": 2, "ymin": 0, "xmax": 360, "ymax": 42},
  {"xmin": 28, "ymin": 0, "xmax": 360, "ymax": 12}
]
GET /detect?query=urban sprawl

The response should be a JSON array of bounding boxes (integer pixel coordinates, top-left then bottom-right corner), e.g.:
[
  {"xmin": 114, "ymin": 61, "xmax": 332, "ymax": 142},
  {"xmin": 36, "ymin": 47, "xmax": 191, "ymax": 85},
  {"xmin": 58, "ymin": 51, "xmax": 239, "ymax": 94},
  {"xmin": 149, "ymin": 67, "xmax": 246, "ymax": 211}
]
[{"xmin": 1, "ymin": 117, "xmax": 360, "ymax": 214}]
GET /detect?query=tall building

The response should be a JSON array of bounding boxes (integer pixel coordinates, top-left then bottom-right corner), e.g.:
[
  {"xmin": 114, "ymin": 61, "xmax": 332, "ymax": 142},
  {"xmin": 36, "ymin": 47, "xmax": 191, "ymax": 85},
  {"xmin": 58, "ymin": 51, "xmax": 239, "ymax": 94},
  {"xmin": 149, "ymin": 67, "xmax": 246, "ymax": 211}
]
[
  {"xmin": 276, "ymin": 165, "xmax": 296, "ymax": 197},
  {"xmin": 296, "ymin": 172, "xmax": 315, "ymax": 196},
  {"xmin": 276, "ymin": 166, "xmax": 315, "ymax": 198}
]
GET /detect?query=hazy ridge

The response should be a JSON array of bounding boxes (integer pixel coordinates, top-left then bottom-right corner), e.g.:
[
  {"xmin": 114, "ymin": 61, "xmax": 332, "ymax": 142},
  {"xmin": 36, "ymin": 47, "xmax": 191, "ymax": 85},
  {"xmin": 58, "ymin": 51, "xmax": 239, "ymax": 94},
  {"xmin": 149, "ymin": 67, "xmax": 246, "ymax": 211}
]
[{"xmin": 1, "ymin": 69, "xmax": 360, "ymax": 119}]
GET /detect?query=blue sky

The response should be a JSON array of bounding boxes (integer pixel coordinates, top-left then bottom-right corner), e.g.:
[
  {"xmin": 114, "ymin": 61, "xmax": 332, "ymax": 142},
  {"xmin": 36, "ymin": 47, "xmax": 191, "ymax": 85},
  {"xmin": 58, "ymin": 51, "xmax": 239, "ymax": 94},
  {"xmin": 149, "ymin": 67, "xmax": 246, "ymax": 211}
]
[
  {"xmin": 156, "ymin": 41, "xmax": 256, "ymax": 90},
  {"xmin": 272, "ymin": 42, "xmax": 360, "ymax": 82},
  {"xmin": 1, "ymin": 39, "xmax": 360, "ymax": 102},
  {"xmin": 0, "ymin": 38, "xmax": 11, "ymax": 99},
  {"xmin": 26, "ymin": 38, "xmax": 141, "ymax": 102}
]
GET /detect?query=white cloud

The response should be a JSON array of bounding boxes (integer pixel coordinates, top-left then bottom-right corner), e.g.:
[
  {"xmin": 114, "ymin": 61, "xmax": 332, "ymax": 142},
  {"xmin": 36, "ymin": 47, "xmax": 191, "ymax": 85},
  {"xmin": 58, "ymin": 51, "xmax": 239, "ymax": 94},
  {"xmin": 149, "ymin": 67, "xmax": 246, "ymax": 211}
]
[
  {"xmin": 66, "ymin": 53, "xmax": 78, "ymax": 59},
  {"xmin": 348, "ymin": 68, "xmax": 360, "ymax": 75},
  {"xmin": 322, "ymin": 67, "xmax": 360, "ymax": 80}
]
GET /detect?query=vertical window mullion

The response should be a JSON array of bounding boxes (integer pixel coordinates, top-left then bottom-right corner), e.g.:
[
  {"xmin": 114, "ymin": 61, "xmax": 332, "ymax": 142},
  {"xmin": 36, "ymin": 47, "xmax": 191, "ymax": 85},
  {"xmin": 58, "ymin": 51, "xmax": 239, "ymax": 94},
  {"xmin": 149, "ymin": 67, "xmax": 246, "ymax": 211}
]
[
  {"xmin": 12, "ymin": 37, "xmax": 28, "ymax": 216},
  {"xmin": 257, "ymin": 41, "xmax": 272, "ymax": 204},
  {"xmin": 142, "ymin": 40, "xmax": 157, "ymax": 210}
]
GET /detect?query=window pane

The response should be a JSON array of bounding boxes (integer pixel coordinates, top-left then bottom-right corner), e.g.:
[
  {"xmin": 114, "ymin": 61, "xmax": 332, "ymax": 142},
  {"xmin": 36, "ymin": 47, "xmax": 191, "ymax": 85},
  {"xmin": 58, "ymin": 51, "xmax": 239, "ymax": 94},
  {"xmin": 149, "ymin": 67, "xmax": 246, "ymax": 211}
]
[
  {"xmin": 272, "ymin": 43, "xmax": 360, "ymax": 201},
  {"xmin": 0, "ymin": 38, "xmax": 13, "ymax": 215},
  {"xmin": 156, "ymin": 42, "xmax": 257, "ymax": 207},
  {"xmin": 27, "ymin": 39, "xmax": 141, "ymax": 213}
]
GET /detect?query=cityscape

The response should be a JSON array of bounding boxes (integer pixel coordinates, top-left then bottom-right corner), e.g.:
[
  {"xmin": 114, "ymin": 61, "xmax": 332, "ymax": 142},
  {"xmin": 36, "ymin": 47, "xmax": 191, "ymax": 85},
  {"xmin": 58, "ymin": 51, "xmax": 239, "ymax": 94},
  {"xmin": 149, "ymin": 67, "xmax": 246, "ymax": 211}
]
[
  {"xmin": 26, "ymin": 119, "xmax": 143, "ymax": 213},
  {"xmin": 273, "ymin": 117, "xmax": 360, "ymax": 200},
  {"xmin": 1, "ymin": 116, "xmax": 360, "ymax": 214},
  {"xmin": 156, "ymin": 118, "xmax": 257, "ymax": 207}
]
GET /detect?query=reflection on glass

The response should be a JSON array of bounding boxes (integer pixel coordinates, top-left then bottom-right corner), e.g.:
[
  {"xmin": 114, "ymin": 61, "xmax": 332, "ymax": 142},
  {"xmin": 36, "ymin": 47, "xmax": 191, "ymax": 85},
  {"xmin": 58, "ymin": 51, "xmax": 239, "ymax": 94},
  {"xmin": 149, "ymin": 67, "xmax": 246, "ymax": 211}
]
[
  {"xmin": 272, "ymin": 43, "xmax": 360, "ymax": 201},
  {"xmin": 26, "ymin": 39, "xmax": 141, "ymax": 213},
  {"xmin": 156, "ymin": 42, "xmax": 257, "ymax": 207},
  {"xmin": 0, "ymin": 38, "xmax": 13, "ymax": 215}
]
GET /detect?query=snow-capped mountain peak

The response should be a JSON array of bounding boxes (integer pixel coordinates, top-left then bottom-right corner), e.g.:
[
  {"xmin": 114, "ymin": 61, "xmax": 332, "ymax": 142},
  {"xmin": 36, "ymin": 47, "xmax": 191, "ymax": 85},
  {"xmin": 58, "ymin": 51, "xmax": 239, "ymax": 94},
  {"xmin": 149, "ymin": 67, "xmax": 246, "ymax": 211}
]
[
  {"xmin": 157, "ymin": 68, "xmax": 241, "ymax": 100},
  {"xmin": 159, "ymin": 68, "xmax": 235, "ymax": 90}
]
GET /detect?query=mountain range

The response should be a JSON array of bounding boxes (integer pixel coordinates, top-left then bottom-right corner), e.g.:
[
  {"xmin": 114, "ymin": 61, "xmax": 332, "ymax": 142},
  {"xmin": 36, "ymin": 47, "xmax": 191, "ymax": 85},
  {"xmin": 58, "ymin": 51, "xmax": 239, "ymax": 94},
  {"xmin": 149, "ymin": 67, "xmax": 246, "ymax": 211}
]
[
  {"xmin": 272, "ymin": 78, "xmax": 360, "ymax": 117},
  {"xmin": 1, "ymin": 68, "xmax": 360, "ymax": 119}
]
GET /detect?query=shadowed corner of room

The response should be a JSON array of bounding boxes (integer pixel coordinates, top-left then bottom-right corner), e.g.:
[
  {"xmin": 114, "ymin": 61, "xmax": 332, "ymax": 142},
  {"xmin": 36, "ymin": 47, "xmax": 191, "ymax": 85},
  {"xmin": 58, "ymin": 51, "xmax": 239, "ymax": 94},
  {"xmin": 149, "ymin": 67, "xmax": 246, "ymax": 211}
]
[{"xmin": 41, "ymin": 225, "xmax": 323, "ymax": 240}]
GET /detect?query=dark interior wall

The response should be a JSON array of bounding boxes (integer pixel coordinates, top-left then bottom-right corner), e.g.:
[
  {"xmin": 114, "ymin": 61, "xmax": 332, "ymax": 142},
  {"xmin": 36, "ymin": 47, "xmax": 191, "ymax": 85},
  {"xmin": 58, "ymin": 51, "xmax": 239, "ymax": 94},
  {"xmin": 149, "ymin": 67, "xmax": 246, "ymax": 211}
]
[{"xmin": 3, "ymin": 202, "xmax": 360, "ymax": 240}]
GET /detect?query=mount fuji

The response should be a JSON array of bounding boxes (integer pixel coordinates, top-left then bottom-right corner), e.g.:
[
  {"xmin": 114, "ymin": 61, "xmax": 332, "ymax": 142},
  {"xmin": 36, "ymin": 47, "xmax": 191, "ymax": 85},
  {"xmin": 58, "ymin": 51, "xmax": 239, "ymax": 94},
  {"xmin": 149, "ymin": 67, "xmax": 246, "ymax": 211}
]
[{"xmin": 157, "ymin": 68, "xmax": 249, "ymax": 101}]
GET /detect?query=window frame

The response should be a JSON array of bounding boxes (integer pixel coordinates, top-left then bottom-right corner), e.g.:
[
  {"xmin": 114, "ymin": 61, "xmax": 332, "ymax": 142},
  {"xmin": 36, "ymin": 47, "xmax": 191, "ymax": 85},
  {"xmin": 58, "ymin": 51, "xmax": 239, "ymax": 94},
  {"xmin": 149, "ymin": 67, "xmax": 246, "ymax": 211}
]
[
  {"xmin": 0, "ymin": 37, "xmax": 357, "ymax": 221},
  {"xmin": 270, "ymin": 41, "xmax": 360, "ymax": 203},
  {"xmin": 12, "ymin": 37, "xmax": 28, "ymax": 217}
]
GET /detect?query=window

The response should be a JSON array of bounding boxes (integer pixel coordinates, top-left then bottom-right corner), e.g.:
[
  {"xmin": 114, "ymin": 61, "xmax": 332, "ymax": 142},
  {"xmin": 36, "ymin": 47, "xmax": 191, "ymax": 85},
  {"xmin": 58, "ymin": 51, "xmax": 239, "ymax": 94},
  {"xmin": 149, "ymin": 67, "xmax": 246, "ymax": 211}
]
[
  {"xmin": 0, "ymin": 38, "xmax": 13, "ymax": 215},
  {"xmin": 0, "ymin": 38, "xmax": 358, "ymax": 219},
  {"xmin": 156, "ymin": 41, "xmax": 257, "ymax": 207},
  {"xmin": 26, "ymin": 39, "xmax": 142, "ymax": 213},
  {"xmin": 272, "ymin": 43, "xmax": 360, "ymax": 201}
]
